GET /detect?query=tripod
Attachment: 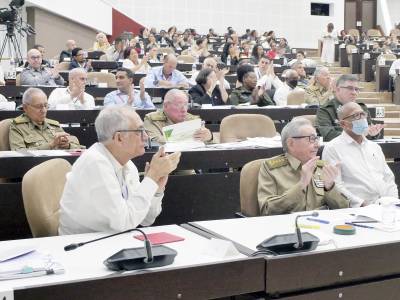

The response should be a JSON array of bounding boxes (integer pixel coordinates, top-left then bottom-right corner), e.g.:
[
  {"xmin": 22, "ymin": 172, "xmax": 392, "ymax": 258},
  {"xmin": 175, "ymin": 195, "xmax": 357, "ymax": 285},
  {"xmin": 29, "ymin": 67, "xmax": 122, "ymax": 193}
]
[{"xmin": 0, "ymin": 24, "xmax": 24, "ymax": 65}]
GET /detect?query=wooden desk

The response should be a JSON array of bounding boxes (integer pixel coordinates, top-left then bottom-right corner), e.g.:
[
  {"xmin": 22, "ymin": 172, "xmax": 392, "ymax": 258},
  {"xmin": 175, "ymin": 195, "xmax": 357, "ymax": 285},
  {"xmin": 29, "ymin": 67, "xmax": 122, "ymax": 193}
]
[
  {"xmin": 361, "ymin": 58, "xmax": 375, "ymax": 82},
  {"xmin": 339, "ymin": 47, "xmax": 349, "ymax": 67},
  {"xmin": 375, "ymin": 64, "xmax": 391, "ymax": 91},
  {"xmin": 394, "ymin": 75, "xmax": 400, "ymax": 105},
  {"xmin": 350, "ymin": 52, "xmax": 362, "ymax": 74}
]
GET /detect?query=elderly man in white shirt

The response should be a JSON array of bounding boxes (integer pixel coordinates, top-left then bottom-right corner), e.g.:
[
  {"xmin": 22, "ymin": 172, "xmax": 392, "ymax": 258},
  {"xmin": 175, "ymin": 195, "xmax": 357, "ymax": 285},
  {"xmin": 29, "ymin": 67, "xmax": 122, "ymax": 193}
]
[
  {"xmin": 59, "ymin": 106, "xmax": 181, "ymax": 234},
  {"xmin": 273, "ymin": 69, "xmax": 303, "ymax": 106},
  {"xmin": 48, "ymin": 68, "xmax": 95, "ymax": 110},
  {"xmin": 322, "ymin": 102, "xmax": 398, "ymax": 207},
  {"xmin": 389, "ymin": 58, "xmax": 400, "ymax": 78},
  {"xmin": 144, "ymin": 54, "xmax": 189, "ymax": 88}
]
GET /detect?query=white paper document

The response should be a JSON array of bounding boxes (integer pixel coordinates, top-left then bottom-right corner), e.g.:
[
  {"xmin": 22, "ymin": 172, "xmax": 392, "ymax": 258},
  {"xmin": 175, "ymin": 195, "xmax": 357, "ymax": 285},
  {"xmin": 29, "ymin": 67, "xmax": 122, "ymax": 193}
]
[{"xmin": 162, "ymin": 119, "xmax": 202, "ymax": 143}]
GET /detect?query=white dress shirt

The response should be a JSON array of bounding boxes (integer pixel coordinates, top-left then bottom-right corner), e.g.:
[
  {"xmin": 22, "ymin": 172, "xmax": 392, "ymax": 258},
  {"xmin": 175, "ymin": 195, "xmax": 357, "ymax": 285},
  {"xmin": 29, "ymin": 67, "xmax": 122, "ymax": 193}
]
[
  {"xmin": 122, "ymin": 59, "xmax": 149, "ymax": 74},
  {"xmin": 273, "ymin": 83, "xmax": 301, "ymax": 106},
  {"xmin": 322, "ymin": 131, "xmax": 398, "ymax": 207},
  {"xmin": 59, "ymin": 143, "xmax": 162, "ymax": 235},
  {"xmin": 257, "ymin": 74, "xmax": 283, "ymax": 91},
  {"xmin": 389, "ymin": 59, "xmax": 400, "ymax": 78},
  {"xmin": 48, "ymin": 87, "xmax": 95, "ymax": 110}
]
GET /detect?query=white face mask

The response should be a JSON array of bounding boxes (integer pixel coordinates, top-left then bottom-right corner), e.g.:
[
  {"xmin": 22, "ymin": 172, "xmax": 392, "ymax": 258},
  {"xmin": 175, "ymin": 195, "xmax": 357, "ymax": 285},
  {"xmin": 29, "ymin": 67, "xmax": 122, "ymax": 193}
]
[{"xmin": 351, "ymin": 118, "xmax": 368, "ymax": 136}]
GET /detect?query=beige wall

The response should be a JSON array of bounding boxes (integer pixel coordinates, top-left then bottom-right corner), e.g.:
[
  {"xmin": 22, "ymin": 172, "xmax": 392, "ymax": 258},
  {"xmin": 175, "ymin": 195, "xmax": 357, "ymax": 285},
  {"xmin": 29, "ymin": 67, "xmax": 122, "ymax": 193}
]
[{"xmin": 26, "ymin": 7, "xmax": 99, "ymax": 60}]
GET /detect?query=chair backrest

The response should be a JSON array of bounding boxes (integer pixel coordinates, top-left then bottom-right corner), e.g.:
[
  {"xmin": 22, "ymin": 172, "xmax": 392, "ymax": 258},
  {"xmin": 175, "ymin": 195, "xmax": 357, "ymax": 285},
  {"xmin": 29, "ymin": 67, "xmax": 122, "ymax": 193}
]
[
  {"xmin": 15, "ymin": 73, "xmax": 20, "ymax": 86},
  {"xmin": 22, "ymin": 158, "xmax": 72, "ymax": 237},
  {"xmin": 181, "ymin": 49, "xmax": 190, "ymax": 55},
  {"xmin": 346, "ymin": 44, "xmax": 357, "ymax": 54},
  {"xmin": 286, "ymin": 89, "xmax": 306, "ymax": 105},
  {"xmin": 240, "ymin": 159, "xmax": 264, "ymax": 217},
  {"xmin": 0, "ymin": 118, "xmax": 12, "ymax": 151},
  {"xmin": 367, "ymin": 29, "xmax": 382, "ymax": 37},
  {"xmin": 294, "ymin": 114, "xmax": 317, "ymax": 127},
  {"xmin": 177, "ymin": 55, "xmax": 196, "ymax": 64},
  {"xmin": 158, "ymin": 47, "xmax": 175, "ymax": 56},
  {"xmin": 87, "ymin": 72, "xmax": 117, "ymax": 88},
  {"xmin": 219, "ymin": 114, "xmax": 277, "ymax": 143},
  {"xmin": 58, "ymin": 61, "xmax": 70, "ymax": 71},
  {"xmin": 348, "ymin": 29, "xmax": 360, "ymax": 38}
]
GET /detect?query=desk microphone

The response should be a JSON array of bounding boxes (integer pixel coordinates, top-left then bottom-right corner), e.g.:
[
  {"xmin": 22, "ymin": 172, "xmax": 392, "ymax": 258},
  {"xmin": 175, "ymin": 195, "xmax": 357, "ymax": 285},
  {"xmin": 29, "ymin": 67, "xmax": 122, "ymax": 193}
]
[
  {"xmin": 64, "ymin": 228, "xmax": 177, "ymax": 271},
  {"xmin": 294, "ymin": 211, "xmax": 319, "ymax": 249}
]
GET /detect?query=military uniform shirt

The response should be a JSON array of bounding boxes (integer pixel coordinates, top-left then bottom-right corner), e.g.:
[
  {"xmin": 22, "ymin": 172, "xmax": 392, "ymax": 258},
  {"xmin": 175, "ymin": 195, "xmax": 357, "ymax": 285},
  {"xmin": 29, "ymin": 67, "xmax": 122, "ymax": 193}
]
[
  {"xmin": 229, "ymin": 86, "xmax": 275, "ymax": 106},
  {"xmin": 9, "ymin": 114, "xmax": 81, "ymax": 150},
  {"xmin": 257, "ymin": 153, "xmax": 349, "ymax": 215},
  {"xmin": 304, "ymin": 82, "xmax": 333, "ymax": 105}
]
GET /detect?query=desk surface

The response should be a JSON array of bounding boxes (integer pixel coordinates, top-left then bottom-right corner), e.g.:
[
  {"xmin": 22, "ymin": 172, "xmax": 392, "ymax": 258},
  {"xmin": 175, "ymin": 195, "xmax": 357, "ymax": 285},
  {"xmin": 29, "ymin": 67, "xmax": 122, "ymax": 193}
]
[{"xmin": 0, "ymin": 225, "xmax": 265, "ymax": 299}]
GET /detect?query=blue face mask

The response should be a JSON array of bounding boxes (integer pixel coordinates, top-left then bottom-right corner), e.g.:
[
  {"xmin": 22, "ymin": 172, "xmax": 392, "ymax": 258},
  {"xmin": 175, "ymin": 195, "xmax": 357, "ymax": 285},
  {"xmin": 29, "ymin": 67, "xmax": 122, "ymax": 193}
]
[{"xmin": 351, "ymin": 118, "xmax": 368, "ymax": 135}]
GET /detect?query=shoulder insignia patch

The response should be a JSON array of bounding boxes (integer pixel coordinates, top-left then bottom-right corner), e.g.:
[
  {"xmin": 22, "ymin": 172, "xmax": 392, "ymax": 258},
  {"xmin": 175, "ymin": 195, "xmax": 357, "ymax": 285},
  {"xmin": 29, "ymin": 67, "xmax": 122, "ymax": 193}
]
[
  {"xmin": 316, "ymin": 160, "xmax": 325, "ymax": 167},
  {"xmin": 266, "ymin": 155, "xmax": 288, "ymax": 169},
  {"xmin": 147, "ymin": 111, "xmax": 167, "ymax": 121},
  {"xmin": 46, "ymin": 118, "xmax": 60, "ymax": 126},
  {"xmin": 13, "ymin": 115, "xmax": 29, "ymax": 124}
]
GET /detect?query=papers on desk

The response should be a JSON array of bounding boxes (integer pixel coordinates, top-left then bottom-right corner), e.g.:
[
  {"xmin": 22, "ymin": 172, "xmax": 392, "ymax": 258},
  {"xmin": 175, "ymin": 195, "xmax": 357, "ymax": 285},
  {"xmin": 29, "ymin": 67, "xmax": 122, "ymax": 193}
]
[
  {"xmin": 209, "ymin": 136, "xmax": 282, "ymax": 150},
  {"xmin": 0, "ymin": 151, "xmax": 25, "ymax": 157},
  {"xmin": 27, "ymin": 150, "xmax": 72, "ymax": 157},
  {"xmin": 0, "ymin": 246, "xmax": 64, "ymax": 280},
  {"xmin": 0, "ymin": 101, "xmax": 16, "ymax": 110},
  {"xmin": 163, "ymin": 119, "xmax": 206, "ymax": 152}
]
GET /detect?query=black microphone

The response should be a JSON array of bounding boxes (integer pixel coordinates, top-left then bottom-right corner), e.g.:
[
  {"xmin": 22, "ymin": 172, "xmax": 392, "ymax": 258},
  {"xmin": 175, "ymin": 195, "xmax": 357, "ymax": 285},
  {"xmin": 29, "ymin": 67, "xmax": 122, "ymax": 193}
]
[{"xmin": 294, "ymin": 211, "xmax": 319, "ymax": 249}]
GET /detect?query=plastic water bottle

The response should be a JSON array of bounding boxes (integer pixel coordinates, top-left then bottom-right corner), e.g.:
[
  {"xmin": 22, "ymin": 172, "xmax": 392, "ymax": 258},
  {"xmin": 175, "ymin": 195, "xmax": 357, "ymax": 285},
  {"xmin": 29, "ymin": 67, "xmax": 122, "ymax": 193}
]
[
  {"xmin": 9, "ymin": 58, "xmax": 16, "ymax": 80},
  {"xmin": 227, "ymin": 56, "xmax": 231, "ymax": 66},
  {"xmin": 192, "ymin": 63, "xmax": 197, "ymax": 74},
  {"xmin": 378, "ymin": 55, "xmax": 386, "ymax": 66}
]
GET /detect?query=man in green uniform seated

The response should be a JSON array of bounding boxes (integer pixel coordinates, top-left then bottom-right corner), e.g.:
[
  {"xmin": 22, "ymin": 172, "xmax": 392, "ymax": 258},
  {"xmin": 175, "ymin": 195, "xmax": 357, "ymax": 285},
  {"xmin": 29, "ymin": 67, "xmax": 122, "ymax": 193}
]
[
  {"xmin": 9, "ymin": 87, "xmax": 83, "ymax": 150},
  {"xmin": 316, "ymin": 74, "xmax": 383, "ymax": 142},
  {"xmin": 257, "ymin": 117, "xmax": 349, "ymax": 215},
  {"xmin": 229, "ymin": 64, "xmax": 276, "ymax": 106},
  {"xmin": 143, "ymin": 89, "xmax": 213, "ymax": 144}
]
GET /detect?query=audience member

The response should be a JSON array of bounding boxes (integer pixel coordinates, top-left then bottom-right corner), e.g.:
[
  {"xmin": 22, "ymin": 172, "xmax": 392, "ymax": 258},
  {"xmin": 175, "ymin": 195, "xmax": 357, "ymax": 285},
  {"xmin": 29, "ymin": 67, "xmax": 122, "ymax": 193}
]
[
  {"xmin": 93, "ymin": 32, "xmax": 110, "ymax": 52},
  {"xmin": 59, "ymin": 39, "xmax": 76, "ymax": 62},
  {"xmin": 221, "ymin": 42, "xmax": 240, "ymax": 65},
  {"xmin": 104, "ymin": 67, "xmax": 154, "ymax": 109},
  {"xmin": 59, "ymin": 105, "xmax": 181, "ymax": 234},
  {"xmin": 144, "ymin": 89, "xmax": 212, "ymax": 144},
  {"xmin": 122, "ymin": 47, "xmax": 149, "ymax": 74},
  {"xmin": 9, "ymin": 88, "xmax": 82, "ymax": 150},
  {"xmin": 48, "ymin": 68, "xmax": 95, "ymax": 109},
  {"xmin": 291, "ymin": 61, "xmax": 309, "ymax": 88},
  {"xmin": 106, "ymin": 37, "xmax": 125, "ymax": 61},
  {"xmin": 69, "ymin": 47, "xmax": 93, "ymax": 72},
  {"xmin": 257, "ymin": 117, "xmax": 349, "ymax": 215},
  {"xmin": 250, "ymin": 44, "xmax": 265, "ymax": 64},
  {"xmin": 321, "ymin": 23, "xmax": 337, "ymax": 65},
  {"xmin": 21, "ymin": 49, "xmax": 64, "ymax": 86},
  {"xmin": 189, "ymin": 56, "xmax": 230, "ymax": 89},
  {"xmin": 304, "ymin": 66, "xmax": 334, "ymax": 105},
  {"xmin": 322, "ymin": 102, "xmax": 398, "ymax": 207},
  {"xmin": 273, "ymin": 69, "xmax": 302, "ymax": 106}
]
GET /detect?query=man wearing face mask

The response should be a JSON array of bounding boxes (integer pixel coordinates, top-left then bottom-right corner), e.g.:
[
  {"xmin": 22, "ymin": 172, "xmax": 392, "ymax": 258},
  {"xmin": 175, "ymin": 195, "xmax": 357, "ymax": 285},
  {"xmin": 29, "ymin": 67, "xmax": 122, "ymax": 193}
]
[
  {"xmin": 322, "ymin": 102, "xmax": 397, "ymax": 207},
  {"xmin": 273, "ymin": 69, "xmax": 303, "ymax": 106},
  {"xmin": 316, "ymin": 74, "xmax": 383, "ymax": 142}
]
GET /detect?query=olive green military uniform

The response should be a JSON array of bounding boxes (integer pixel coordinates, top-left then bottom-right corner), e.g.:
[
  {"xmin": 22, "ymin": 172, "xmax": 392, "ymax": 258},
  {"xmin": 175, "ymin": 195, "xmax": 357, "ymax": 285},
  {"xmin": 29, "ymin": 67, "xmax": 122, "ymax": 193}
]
[
  {"xmin": 144, "ymin": 110, "xmax": 201, "ymax": 144},
  {"xmin": 304, "ymin": 82, "xmax": 333, "ymax": 105},
  {"xmin": 229, "ymin": 86, "xmax": 275, "ymax": 106},
  {"xmin": 9, "ymin": 114, "xmax": 82, "ymax": 150},
  {"xmin": 316, "ymin": 97, "xmax": 373, "ymax": 142},
  {"xmin": 257, "ymin": 153, "xmax": 349, "ymax": 215}
]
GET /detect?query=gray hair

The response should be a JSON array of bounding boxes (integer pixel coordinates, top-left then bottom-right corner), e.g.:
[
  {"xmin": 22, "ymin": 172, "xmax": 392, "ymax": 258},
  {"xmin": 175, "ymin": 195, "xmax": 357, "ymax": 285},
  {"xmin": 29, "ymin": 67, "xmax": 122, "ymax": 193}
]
[
  {"xmin": 281, "ymin": 117, "xmax": 312, "ymax": 152},
  {"xmin": 313, "ymin": 65, "xmax": 329, "ymax": 77},
  {"xmin": 95, "ymin": 106, "xmax": 136, "ymax": 142},
  {"xmin": 335, "ymin": 74, "xmax": 358, "ymax": 87},
  {"xmin": 68, "ymin": 68, "xmax": 86, "ymax": 81},
  {"xmin": 22, "ymin": 87, "xmax": 47, "ymax": 104},
  {"xmin": 163, "ymin": 88, "xmax": 188, "ymax": 104},
  {"xmin": 290, "ymin": 61, "xmax": 303, "ymax": 70}
]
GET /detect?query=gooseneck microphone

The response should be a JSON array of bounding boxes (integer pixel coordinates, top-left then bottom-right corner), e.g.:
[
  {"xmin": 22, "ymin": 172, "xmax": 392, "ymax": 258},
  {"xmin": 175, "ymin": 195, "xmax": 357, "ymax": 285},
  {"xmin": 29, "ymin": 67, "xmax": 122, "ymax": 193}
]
[
  {"xmin": 64, "ymin": 228, "xmax": 153, "ymax": 263},
  {"xmin": 294, "ymin": 211, "xmax": 319, "ymax": 249}
]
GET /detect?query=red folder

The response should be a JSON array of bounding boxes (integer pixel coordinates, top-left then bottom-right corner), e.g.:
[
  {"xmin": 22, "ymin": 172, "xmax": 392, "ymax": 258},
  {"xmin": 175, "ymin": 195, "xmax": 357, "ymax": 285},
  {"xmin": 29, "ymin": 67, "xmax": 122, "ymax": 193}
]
[{"xmin": 134, "ymin": 232, "xmax": 185, "ymax": 244}]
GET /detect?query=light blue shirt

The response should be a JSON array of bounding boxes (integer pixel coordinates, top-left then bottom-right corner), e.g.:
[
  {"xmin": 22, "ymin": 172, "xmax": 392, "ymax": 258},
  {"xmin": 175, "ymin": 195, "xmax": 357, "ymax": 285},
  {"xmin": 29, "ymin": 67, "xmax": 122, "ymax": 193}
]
[
  {"xmin": 144, "ymin": 66, "xmax": 188, "ymax": 88},
  {"xmin": 103, "ymin": 89, "xmax": 155, "ymax": 109}
]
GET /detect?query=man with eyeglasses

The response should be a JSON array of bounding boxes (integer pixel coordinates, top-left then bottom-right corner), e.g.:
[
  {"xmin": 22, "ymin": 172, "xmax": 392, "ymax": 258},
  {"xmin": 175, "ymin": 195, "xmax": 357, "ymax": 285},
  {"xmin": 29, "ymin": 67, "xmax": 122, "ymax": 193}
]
[
  {"xmin": 316, "ymin": 74, "xmax": 383, "ymax": 142},
  {"xmin": 59, "ymin": 106, "xmax": 181, "ymax": 234},
  {"xmin": 48, "ymin": 68, "xmax": 95, "ymax": 110},
  {"xmin": 69, "ymin": 47, "xmax": 93, "ymax": 72},
  {"xmin": 304, "ymin": 66, "xmax": 334, "ymax": 105},
  {"xmin": 20, "ymin": 48, "xmax": 65, "ymax": 86},
  {"xmin": 322, "ymin": 102, "xmax": 397, "ymax": 207},
  {"xmin": 9, "ymin": 87, "xmax": 82, "ymax": 150},
  {"xmin": 144, "ymin": 89, "xmax": 213, "ymax": 144},
  {"xmin": 258, "ymin": 117, "xmax": 348, "ymax": 215}
]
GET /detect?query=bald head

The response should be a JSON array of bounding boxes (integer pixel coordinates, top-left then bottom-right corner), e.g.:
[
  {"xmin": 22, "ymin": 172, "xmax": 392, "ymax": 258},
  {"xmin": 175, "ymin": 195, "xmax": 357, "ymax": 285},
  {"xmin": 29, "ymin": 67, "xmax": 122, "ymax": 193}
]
[
  {"xmin": 27, "ymin": 48, "xmax": 42, "ymax": 69},
  {"xmin": 163, "ymin": 89, "xmax": 188, "ymax": 123},
  {"xmin": 338, "ymin": 102, "xmax": 362, "ymax": 121},
  {"xmin": 163, "ymin": 54, "xmax": 178, "ymax": 76},
  {"xmin": 66, "ymin": 40, "xmax": 76, "ymax": 51},
  {"xmin": 202, "ymin": 57, "xmax": 217, "ymax": 71}
]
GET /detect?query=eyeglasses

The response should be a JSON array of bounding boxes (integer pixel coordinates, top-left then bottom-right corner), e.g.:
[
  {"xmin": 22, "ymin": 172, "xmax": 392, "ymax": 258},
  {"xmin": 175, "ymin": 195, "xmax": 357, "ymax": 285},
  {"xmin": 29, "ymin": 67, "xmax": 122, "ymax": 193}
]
[
  {"xmin": 27, "ymin": 103, "xmax": 49, "ymax": 110},
  {"xmin": 115, "ymin": 128, "xmax": 148, "ymax": 140},
  {"xmin": 339, "ymin": 86, "xmax": 361, "ymax": 92},
  {"xmin": 291, "ymin": 134, "xmax": 319, "ymax": 143},
  {"xmin": 342, "ymin": 111, "xmax": 367, "ymax": 121},
  {"xmin": 29, "ymin": 55, "xmax": 41, "ymax": 60}
]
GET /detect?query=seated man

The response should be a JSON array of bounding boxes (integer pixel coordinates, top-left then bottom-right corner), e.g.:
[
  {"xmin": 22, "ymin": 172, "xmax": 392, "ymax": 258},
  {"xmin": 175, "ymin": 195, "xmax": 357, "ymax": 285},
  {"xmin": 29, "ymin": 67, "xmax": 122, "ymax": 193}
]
[
  {"xmin": 273, "ymin": 69, "xmax": 303, "ymax": 106},
  {"xmin": 104, "ymin": 67, "xmax": 154, "ymax": 109},
  {"xmin": 144, "ymin": 89, "xmax": 212, "ymax": 144},
  {"xmin": 20, "ymin": 49, "xmax": 64, "ymax": 86},
  {"xmin": 59, "ymin": 106, "xmax": 181, "ymax": 234},
  {"xmin": 258, "ymin": 117, "xmax": 349, "ymax": 215},
  {"xmin": 69, "ymin": 48, "xmax": 93, "ymax": 72},
  {"xmin": 229, "ymin": 64, "xmax": 275, "ymax": 106},
  {"xmin": 105, "ymin": 37, "xmax": 125, "ymax": 61},
  {"xmin": 389, "ymin": 57, "xmax": 400, "ymax": 78},
  {"xmin": 304, "ymin": 66, "xmax": 334, "ymax": 105},
  {"xmin": 322, "ymin": 102, "xmax": 398, "ymax": 207},
  {"xmin": 144, "ymin": 54, "xmax": 189, "ymax": 88},
  {"xmin": 291, "ymin": 61, "xmax": 309, "ymax": 89},
  {"xmin": 189, "ymin": 56, "xmax": 230, "ymax": 91},
  {"xmin": 316, "ymin": 74, "xmax": 383, "ymax": 142},
  {"xmin": 9, "ymin": 88, "xmax": 82, "ymax": 150},
  {"xmin": 59, "ymin": 39, "xmax": 76, "ymax": 62},
  {"xmin": 48, "ymin": 68, "xmax": 95, "ymax": 109}
]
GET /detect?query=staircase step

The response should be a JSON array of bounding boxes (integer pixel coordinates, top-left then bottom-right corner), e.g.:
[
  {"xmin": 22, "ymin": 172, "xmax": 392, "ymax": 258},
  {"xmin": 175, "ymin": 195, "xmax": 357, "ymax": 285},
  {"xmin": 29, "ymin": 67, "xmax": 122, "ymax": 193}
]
[
  {"xmin": 384, "ymin": 128, "xmax": 400, "ymax": 136},
  {"xmin": 358, "ymin": 97, "xmax": 391, "ymax": 104},
  {"xmin": 382, "ymin": 118, "xmax": 400, "ymax": 128}
]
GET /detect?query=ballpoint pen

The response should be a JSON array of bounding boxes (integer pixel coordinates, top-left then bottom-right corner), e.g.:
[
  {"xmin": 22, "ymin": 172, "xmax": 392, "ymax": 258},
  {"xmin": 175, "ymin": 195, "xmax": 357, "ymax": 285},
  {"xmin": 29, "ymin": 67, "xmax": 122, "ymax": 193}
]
[
  {"xmin": 306, "ymin": 217, "xmax": 330, "ymax": 224},
  {"xmin": 345, "ymin": 222, "xmax": 375, "ymax": 229}
]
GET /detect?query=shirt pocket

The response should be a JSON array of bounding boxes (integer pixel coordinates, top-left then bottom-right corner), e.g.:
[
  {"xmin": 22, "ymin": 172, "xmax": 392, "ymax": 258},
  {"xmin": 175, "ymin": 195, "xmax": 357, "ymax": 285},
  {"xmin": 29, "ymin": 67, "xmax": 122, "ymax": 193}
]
[{"xmin": 24, "ymin": 135, "xmax": 44, "ymax": 148}]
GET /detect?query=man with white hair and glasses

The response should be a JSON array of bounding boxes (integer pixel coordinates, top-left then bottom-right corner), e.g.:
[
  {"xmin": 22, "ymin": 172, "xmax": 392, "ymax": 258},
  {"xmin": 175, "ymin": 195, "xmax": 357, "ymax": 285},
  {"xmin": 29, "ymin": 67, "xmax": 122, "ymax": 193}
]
[
  {"xmin": 59, "ymin": 106, "xmax": 181, "ymax": 234},
  {"xmin": 316, "ymin": 74, "xmax": 383, "ymax": 142},
  {"xmin": 258, "ymin": 117, "xmax": 348, "ymax": 215}
]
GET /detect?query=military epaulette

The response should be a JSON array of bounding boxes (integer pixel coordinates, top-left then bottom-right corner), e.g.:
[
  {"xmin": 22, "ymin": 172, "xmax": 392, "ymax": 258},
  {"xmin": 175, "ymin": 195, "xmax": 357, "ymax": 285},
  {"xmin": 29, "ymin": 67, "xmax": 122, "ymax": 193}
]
[
  {"xmin": 186, "ymin": 113, "xmax": 200, "ymax": 121},
  {"xmin": 13, "ymin": 115, "xmax": 29, "ymax": 124},
  {"xmin": 148, "ymin": 111, "xmax": 167, "ymax": 121},
  {"xmin": 266, "ymin": 155, "xmax": 288, "ymax": 170},
  {"xmin": 45, "ymin": 118, "xmax": 60, "ymax": 126},
  {"xmin": 316, "ymin": 160, "xmax": 325, "ymax": 167}
]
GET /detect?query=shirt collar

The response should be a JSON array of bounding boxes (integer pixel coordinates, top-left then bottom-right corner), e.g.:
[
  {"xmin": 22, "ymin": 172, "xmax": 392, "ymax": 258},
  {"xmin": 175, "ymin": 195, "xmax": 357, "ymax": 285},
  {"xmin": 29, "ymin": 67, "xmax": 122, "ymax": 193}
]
[
  {"xmin": 341, "ymin": 130, "xmax": 367, "ymax": 145},
  {"xmin": 286, "ymin": 153, "xmax": 302, "ymax": 170},
  {"xmin": 98, "ymin": 142, "xmax": 126, "ymax": 174}
]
